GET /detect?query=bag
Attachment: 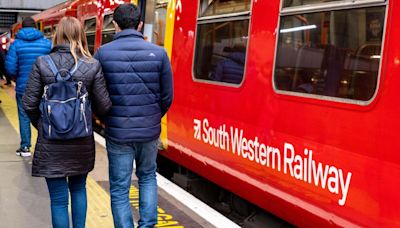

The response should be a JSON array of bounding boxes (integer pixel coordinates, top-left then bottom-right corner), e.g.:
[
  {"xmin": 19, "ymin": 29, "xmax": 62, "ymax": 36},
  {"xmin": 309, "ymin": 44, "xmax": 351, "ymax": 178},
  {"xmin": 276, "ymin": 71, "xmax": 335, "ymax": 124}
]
[{"xmin": 40, "ymin": 55, "xmax": 92, "ymax": 140}]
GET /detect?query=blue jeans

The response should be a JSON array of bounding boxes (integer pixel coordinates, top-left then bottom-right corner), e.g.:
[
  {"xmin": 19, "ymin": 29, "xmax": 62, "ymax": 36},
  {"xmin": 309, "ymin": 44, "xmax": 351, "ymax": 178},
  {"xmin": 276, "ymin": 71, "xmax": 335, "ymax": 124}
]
[
  {"xmin": 107, "ymin": 139, "xmax": 158, "ymax": 228},
  {"xmin": 45, "ymin": 174, "xmax": 88, "ymax": 228},
  {"xmin": 16, "ymin": 93, "xmax": 31, "ymax": 148}
]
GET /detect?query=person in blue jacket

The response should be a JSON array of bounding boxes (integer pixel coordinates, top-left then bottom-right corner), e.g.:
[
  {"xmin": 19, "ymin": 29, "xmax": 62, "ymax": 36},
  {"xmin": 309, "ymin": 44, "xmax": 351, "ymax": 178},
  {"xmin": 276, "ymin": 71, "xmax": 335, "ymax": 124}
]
[
  {"xmin": 94, "ymin": 3, "xmax": 173, "ymax": 228},
  {"xmin": 5, "ymin": 17, "xmax": 51, "ymax": 157}
]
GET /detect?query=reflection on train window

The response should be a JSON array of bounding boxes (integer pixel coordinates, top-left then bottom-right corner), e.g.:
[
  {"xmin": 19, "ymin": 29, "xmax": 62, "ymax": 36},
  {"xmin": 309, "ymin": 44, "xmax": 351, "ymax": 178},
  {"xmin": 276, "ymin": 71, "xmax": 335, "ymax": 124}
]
[
  {"xmin": 84, "ymin": 18, "xmax": 97, "ymax": 54},
  {"xmin": 102, "ymin": 14, "xmax": 114, "ymax": 45},
  {"xmin": 194, "ymin": 0, "xmax": 250, "ymax": 85},
  {"xmin": 199, "ymin": 0, "xmax": 251, "ymax": 17},
  {"xmin": 274, "ymin": 6, "xmax": 385, "ymax": 101}
]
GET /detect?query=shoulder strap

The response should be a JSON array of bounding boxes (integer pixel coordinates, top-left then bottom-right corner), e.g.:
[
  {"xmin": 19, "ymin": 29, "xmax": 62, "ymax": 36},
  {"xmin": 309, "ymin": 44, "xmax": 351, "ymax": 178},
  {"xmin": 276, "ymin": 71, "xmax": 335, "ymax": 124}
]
[
  {"xmin": 70, "ymin": 59, "xmax": 84, "ymax": 75},
  {"xmin": 44, "ymin": 55, "xmax": 58, "ymax": 76}
]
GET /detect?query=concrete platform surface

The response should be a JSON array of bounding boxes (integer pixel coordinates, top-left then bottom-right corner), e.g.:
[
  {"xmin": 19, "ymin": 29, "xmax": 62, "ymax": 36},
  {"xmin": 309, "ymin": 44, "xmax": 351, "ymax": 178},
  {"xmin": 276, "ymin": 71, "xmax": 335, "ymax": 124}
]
[{"xmin": 0, "ymin": 109, "xmax": 52, "ymax": 228}]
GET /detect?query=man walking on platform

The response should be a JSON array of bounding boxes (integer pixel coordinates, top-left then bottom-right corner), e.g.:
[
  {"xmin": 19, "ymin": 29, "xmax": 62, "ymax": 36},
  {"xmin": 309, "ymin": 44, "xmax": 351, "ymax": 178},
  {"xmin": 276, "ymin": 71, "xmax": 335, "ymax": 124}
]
[
  {"xmin": 5, "ymin": 17, "xmax": 51, "ymax": 156},
  {"xmin": 94, "ymin": 3, "xmax": 173, "ymax": 228}
]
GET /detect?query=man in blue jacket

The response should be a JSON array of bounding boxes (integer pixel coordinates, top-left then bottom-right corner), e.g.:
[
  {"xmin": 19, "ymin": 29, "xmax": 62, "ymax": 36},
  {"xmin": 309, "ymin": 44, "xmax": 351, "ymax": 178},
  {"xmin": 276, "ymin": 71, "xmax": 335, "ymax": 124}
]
[
  {"xmin": 94, "ymin": 3, "xmax": 173, "ymax": 228},
  {"xmin": 6, "ymin": 17, "xmax": 51, "ymax": 156}
]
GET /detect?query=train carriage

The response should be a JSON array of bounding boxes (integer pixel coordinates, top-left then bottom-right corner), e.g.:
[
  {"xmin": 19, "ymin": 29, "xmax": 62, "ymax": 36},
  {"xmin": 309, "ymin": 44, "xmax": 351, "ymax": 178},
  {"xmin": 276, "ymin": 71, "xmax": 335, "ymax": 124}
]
[
  {"xmin": 8, "ymin": 0, "xmax": 400, "ymax": 226},
  {"xmin": 164, "ymin": 0, "xmax": 399, "ymax": 226}
]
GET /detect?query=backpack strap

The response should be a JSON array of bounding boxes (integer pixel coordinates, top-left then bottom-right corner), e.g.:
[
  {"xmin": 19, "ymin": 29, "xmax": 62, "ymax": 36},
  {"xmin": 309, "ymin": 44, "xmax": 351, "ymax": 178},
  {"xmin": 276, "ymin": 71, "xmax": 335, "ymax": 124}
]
[
  {"xmin": 44, "ymin": 55, "xmax": 59, "ymax": 76},
  {"xmin": 44, "ymin": 55, "xmax": 84, "ymax": 81},
  {"xmin": 70, "ymin": 59, "xmax": 84, "ymax": 75}
]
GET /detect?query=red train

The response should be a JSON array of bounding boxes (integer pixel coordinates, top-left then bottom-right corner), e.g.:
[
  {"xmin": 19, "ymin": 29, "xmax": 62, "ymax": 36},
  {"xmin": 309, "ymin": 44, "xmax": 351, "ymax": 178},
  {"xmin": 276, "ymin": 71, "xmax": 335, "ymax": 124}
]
[{"xmin": 12, "ymin": 0, "xmax": 399, "ymax": 226}]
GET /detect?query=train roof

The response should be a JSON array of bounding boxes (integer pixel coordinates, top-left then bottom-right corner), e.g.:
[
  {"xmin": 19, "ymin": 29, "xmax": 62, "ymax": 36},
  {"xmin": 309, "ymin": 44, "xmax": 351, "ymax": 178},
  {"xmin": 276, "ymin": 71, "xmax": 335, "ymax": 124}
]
[{"xmin": 33, "ymin": 0, "xmax": 77, "ymax": 22}]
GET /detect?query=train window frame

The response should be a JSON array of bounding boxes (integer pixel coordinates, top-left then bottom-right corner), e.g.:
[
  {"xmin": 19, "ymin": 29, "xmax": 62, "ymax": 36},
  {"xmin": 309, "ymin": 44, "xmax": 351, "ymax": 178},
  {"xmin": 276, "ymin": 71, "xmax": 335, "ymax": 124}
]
[
  {"xmin": 272, "ymin": 1, "xmax": 388, "ymax": 105},
  {"xmin": 84, "ymin": 17, "xmax": 97, "ymax": 54},
  {"xmin": 191, "ymin": 0, "xmax": 253, "ymax": 88}
]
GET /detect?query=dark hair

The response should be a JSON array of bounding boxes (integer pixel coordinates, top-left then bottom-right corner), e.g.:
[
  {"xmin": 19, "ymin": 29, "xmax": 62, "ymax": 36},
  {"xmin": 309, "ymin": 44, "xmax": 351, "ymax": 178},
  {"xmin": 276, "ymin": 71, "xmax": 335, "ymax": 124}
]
[
  {"xmin": 113, "ymin": 3, "xmax": 141, "ymax": 30},
  {"xmin": 22, "ymin": 17, "xmax": 36, "ymax": 28}
]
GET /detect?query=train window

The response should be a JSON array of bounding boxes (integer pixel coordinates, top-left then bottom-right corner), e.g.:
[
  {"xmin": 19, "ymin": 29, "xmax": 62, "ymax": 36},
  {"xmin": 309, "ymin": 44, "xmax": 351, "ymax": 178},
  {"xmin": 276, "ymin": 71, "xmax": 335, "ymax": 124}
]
[
  {"xmin": 199, "ymin": 0, "xmax": 251, "ymax": 17},
  {"xmin": 283, "ymin": 0, "xmax": 385, "ymax": 8},
  {"xmin": 84, "ymin": 18, "xmax": 97, "ymax": 54},
  {"xmin": 43, "ymin": 26, "xmax": 52, "ymax": 39},
  {"xmin": 102, "ymin": 14, "xmax": 114, "ymax": 45},
  {"xmin": 283, "ymin": 0, "xmax": 340, "ymax": 7},
  {"xmin": 274, "ymin": 6, "xmax": 386, "ymax": 101},
  {"xmin": 193, "ymin": 0, "xmax": 250, "ymax": 85}
]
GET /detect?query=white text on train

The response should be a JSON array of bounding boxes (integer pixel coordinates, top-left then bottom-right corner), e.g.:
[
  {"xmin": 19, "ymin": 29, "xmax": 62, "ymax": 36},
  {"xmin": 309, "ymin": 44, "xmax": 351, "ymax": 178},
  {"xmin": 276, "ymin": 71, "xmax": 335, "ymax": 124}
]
[{"xmin": 193, "ymin": 118, "xmax": 353, "ymax": 206}]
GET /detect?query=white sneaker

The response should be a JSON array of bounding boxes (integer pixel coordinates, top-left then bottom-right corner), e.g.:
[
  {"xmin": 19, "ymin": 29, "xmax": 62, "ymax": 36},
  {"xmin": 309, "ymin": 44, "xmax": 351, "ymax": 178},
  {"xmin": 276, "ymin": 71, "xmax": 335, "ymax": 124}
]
[{"xmin": 16, "ymin": 147, "xmax": 31, "ymax": 157}]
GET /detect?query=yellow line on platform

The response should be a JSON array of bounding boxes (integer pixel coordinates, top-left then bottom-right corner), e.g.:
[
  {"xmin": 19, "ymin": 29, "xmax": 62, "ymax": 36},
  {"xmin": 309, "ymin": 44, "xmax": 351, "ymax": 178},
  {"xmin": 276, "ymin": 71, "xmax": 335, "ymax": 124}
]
[
  {"xmin": 0, "ymin": 85, "xmax": 114, "ymax": 228},
  {"xmin": 0, "ymin": 85, "xmax": 37, "ymax": 149},
  {"xmin": 86, "ymin": 177, "xmax": 114, "ymax": 227}
]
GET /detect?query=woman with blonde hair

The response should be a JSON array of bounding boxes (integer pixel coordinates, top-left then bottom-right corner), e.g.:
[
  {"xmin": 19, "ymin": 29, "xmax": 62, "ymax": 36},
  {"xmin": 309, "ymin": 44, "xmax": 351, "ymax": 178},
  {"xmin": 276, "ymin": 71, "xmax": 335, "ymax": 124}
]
[{"xmin": 22, "ymin": 16, "xmax": 111, "ymax": 227}]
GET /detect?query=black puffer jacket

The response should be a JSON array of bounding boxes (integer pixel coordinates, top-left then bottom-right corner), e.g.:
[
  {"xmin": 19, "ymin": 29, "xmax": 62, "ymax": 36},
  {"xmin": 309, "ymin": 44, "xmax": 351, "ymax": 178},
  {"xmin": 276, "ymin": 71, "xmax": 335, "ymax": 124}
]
[{"xmin": 22, "ymin": 45, "xmax": 112, "ymax": 178}]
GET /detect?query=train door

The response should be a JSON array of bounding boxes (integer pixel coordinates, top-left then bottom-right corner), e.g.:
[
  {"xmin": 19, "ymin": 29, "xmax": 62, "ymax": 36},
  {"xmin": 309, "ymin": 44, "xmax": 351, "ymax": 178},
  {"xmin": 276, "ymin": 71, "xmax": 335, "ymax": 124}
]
[
  {"xmin": 141, "ymin": 0, "xmax": 172, "ymax": 148},
  {"xmin": 142, "ymin": 0, "xmax": 169, "ymax": 46}
]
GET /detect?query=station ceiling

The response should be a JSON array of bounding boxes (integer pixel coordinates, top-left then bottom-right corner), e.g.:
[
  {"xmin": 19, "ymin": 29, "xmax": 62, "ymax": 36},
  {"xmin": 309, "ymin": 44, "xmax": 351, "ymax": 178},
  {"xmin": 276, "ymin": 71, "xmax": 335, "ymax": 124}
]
[{"xmin": 0, "ymin": 0, "xmax": 67, "ymax": 11}]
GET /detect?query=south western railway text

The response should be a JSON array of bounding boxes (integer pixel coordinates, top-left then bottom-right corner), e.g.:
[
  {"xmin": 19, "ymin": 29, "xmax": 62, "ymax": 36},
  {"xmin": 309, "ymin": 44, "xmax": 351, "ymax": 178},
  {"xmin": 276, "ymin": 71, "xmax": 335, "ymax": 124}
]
[{"xmin": 194, "ymin": 118, "xmax": 352, "ymax": 206}]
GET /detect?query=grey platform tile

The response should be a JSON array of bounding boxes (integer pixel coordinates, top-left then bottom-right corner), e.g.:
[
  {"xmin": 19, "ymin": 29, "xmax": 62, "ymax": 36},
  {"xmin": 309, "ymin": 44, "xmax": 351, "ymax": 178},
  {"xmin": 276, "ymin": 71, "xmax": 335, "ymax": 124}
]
[
  {"xmin": 0, "ymin": 109, "xmax": 51, "ymax": 227},
  {"xmin": 0, "ymin": 162, "xmax": 51, "ymax": 228},
  {"xmin": 0, "ymin": 145, "xmax": 23, "ymax": 162},
  {"xmin": 0, "ymin": 113, "xmax": 19, "ymax": 146}
]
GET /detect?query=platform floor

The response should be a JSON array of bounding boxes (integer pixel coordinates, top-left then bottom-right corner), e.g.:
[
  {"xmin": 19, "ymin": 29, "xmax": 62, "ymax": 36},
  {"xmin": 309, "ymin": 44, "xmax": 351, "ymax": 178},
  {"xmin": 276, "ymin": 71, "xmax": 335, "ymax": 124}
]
[{"xmin": 0, "ymin": 82, "xmax": 214, "ymax": 228}]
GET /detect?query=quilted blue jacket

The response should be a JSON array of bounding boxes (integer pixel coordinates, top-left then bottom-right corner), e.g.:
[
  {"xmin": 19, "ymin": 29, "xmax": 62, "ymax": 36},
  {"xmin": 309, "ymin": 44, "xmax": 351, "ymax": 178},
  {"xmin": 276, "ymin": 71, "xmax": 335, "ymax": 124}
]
[
  {"xmin": 5, "ymin": 28, "xmax": 51, "ymax": 94},
  {"xmin": 94, "ymin": 29, "xmax": 173, "ymax": 143}
]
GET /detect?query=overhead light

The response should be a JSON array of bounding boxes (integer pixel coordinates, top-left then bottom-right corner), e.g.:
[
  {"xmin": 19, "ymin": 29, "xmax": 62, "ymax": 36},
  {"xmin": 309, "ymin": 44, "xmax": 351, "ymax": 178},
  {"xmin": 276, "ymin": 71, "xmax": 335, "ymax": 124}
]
[{"xmin": 280, "ymin": 25, "xmax": 317, "ymax": 34}]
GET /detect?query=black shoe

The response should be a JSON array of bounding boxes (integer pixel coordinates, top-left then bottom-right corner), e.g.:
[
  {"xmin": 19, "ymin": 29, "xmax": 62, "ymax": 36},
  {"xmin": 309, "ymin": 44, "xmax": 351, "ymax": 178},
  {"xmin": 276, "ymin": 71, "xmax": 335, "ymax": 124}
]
[{"xmin": 16, "ymin": 147, "xmax": 31, "ymax": 157}]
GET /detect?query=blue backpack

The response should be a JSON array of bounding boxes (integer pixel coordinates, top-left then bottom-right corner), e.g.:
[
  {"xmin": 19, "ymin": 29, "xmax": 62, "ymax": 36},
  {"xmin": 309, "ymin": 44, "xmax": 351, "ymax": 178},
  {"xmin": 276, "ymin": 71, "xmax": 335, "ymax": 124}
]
[{"xmin": 40, "ymin": 55, "xmax": 92, "ymax": 140}]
